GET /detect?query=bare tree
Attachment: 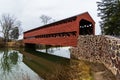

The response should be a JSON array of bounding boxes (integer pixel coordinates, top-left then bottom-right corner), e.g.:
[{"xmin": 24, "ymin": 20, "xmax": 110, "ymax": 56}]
[
  {"xmin": 40, "ymin": 15, "xmax": 54, "ymax": 25},
  {"xmin": 0, "ymin": 14, "xmax": 21, "ymax": 42}
]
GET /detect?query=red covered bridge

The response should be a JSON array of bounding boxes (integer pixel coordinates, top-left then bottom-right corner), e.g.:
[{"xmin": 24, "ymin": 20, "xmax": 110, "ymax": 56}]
[{"xmin": 24, "ymin": 12, "xmax": 95, "ymax": 48}]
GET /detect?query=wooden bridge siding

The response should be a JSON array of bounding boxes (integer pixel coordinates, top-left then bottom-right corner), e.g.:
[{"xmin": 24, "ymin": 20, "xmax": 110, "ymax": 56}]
[
  {"xmin": 24, "ymin": 20, "xmax": 77, "ymax": 38},
  {"xmin": 24, "ymin": 19, "xmax": 78, "ymax": 47},
  {"xmin": 24, "ymin": 36, "xmax": 77, "ymax": 46}
]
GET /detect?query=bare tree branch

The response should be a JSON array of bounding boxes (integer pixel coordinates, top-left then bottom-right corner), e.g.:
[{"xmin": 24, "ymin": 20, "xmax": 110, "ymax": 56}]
[
  {"xmin": 0, "ymin": 14, "xmax": 21, "ymax": 42},
  {"xmin": 40, "ymin": 15, "xmax": 52, "ymax": 25}
]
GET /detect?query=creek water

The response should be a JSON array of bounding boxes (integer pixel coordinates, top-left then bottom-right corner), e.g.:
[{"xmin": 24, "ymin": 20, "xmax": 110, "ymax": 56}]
[
  {"xmin": 0, "ymin": 49, "xmax": 42, "ymax": 80},
  {"xmin": 0, "ymin": 48, "xmax": 115, "ymax": 80}
]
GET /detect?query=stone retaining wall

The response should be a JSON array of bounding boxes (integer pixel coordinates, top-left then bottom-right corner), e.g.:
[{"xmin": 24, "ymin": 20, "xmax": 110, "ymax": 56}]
[{"xmin": 70, "ymin": 35, "xmax": 120, "ymax": 78}]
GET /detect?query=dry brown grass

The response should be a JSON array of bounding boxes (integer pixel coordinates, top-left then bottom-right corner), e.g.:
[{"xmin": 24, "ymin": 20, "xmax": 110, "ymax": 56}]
[
  {"xmin": 0, "ymin": 38, "xmax": 5, "ymax": 48},
  {"xmin": 6, "ymin": 40, "xmax": 24, "ymax": 48}
]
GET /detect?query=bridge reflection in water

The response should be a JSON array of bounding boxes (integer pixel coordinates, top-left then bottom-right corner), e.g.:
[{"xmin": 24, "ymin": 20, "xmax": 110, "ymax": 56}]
[
  {"xmin": 22, "ymin": 49, "xmax": 116, "ymax": 80},
  {"xmin": 0, "ymin": 48, "xmax": 116, "ymax": 80}
]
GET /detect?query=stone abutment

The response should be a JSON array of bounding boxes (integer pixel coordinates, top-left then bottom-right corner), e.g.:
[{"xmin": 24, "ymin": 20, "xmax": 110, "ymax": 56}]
[{"xmin": 70, "ymin": 35, "xmax": 120, "ymax": 79}]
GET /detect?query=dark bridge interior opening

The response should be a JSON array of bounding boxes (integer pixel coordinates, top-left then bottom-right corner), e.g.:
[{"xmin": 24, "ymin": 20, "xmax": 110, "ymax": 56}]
[{"xmin": 79, "ymin": 19, "xmax": 93, "ymax": 35}]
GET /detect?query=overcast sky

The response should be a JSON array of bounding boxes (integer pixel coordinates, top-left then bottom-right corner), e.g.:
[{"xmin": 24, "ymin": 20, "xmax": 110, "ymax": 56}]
[{"xmin": 0, "ymin": 0, "xmax": 101, "ymax": 38}]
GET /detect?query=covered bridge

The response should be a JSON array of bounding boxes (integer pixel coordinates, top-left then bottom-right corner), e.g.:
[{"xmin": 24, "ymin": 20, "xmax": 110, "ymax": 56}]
[{"xmin": 24, "ymin": 12, "xmax": 95, "ymax": 48}]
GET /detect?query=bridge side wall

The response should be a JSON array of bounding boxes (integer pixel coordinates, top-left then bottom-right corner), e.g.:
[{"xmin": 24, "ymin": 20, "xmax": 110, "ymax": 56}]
[
  {"xmin": 24, "ymin": 19, "xmax": 78, "ymax": 47},
  {"xmin": 24, "ymin": 20, "xmax": 78, "ymax": 38},
  {"xmin": 70, "ymin": 35, "xmax": 120, "ymax": 77}
]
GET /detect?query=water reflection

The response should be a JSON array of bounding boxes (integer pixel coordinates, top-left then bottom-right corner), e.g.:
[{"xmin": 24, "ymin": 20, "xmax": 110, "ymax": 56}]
[
  {"xmin": 23, "ymin": 50, "xmax": 71, "ymax": 80},
  {"xmin": 0, "ymin": 49, "xmax": 115, "ymax": 80},
  {"xmin": 0, "ymin": 49, "xmax": 42, "ymax": 80},
  {"xmin": 1, "ymin": 50, "xmax": 19, "ymax": 74},
  {"xmin": 23, "ymin": 50, "xmax": 116, "ymax": 80},
  {"xmin": 23, "ymin": 50, "xmax": 93, "ymax": 80}
]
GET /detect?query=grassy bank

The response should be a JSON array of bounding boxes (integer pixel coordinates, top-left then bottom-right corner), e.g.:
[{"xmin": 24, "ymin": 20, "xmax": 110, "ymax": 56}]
[
  {"xmin": 0, "ymin": 39, "xmax": 24, "ymax": 48},
  {"xmin": 0, "ymin": 38, "xmax": 5, "ymax": 48},
  {"xmin": 7, "ymin": 40, "xmax": 24, "ymax": 48}
]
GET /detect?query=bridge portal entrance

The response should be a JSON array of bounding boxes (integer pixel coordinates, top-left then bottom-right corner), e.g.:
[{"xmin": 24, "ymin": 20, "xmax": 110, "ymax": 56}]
[{"xmin": 79, "ymin": 19, "xmax": 93, "ymax": 35}]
